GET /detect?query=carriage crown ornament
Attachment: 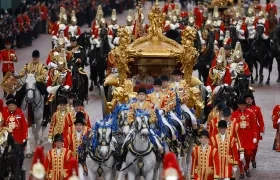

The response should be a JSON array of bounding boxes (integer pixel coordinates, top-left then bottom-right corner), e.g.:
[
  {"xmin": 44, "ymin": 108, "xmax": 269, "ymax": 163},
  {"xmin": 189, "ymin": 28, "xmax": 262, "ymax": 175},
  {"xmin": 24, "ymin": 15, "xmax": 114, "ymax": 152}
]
[{"xmin": 1, "ymin": 71, "xmax": 22, "ymax": 94}]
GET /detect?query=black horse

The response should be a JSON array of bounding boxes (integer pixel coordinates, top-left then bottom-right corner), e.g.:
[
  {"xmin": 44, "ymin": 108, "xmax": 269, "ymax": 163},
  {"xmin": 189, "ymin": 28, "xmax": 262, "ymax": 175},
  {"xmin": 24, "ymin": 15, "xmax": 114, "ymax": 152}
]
[
  {"xmin": 193, "ymin": 30, "xmax": 215, "ymax": 85},
  {"xmin": 71, "ymin": 66, "xmax": 89, "ymax": 103},
  {"xmin": 270, "ymin": 26, "xmax": 280, "ymax": 82},
  {"xmin": 215, "ymin": 85, "xmax": 238, "ymax": 111},
  {"xmin": 77, "ymin": 31, "xmax": 92, "ymax": 61},
  {"xmin": 0, "ymin": 132, "xmax": 25, "ymax": 180},
  {"xmin": 89, "ymin": 27, "xmax": 112, "ymax": 90},
  {"xmin": 246, "ymin": 25, "xmax": 273, "ymax": 85},
  {"xmin": 232, "ymin": 73, "xmax": 252, "ymax": 99}
]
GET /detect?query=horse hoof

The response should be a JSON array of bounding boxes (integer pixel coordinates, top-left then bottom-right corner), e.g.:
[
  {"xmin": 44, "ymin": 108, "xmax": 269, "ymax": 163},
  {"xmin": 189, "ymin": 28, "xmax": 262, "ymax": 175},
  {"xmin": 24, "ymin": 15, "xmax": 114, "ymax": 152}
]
[
  {"xmin": 26, "ymin": 154, "xmax": 32, "ymax": 158},
  {"xmin": 89, "ymin": 86, "xmax": 93, "ymax": 91},
  {"xmin": 258, "ymin": 82, "xmax": 263, "ymax": 86},
  {"xmin": 266, "ymin": 81, "xmax": 270, "ymax": 85},
  {"xmin": 251, "ymin": 80, "xmax": 255, "ymax": 84},
  {"xmin": 277, "ymin": 79, "xmax": 280, "ymax": 83}
]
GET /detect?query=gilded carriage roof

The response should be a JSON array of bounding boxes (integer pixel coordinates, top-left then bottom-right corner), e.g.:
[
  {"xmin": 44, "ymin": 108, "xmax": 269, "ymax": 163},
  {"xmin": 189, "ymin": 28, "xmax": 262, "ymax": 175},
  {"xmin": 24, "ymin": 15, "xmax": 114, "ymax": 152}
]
[{"xmin": 126, "ymin": 1, "xmax": 184, "ymax": 59}]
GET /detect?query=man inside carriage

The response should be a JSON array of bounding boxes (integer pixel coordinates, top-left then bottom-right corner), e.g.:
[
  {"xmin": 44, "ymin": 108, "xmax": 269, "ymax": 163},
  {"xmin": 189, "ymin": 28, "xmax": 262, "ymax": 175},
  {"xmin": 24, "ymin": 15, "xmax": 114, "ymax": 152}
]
[
  {"xmin": 206, "ymin": 47, "xmax": 231, "ymax": 93},
  {"xmin": 46, "ymin": 56, "xmax": 72, "ymax": 103}
]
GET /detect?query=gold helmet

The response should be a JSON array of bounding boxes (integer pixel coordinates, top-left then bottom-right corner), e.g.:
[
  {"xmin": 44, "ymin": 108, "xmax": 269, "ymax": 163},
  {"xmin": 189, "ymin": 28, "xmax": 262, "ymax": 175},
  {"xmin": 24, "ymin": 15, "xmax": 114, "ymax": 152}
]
[
  {"xmin": 174, "ymin": 3, "xmax": 180, "ymax": 18},
  {"xmin": 95, "ymin": 5, "xmax": 102, "ymax": 20},
  {"xmin": 59, "ymin": 7, "xmax": 67, "ymax": 24},
  {"xmin": 247, "ymin": 2, "xmax": 254, "ymax": 16},
  {"xmin": 57, "ymin": 56, "xmax": 67, "ymax": 66},
  {"xmin": 213, "ymin": 6, "xmax": 219, "ymax": 20},
  {"xmin": 71, "ymin": 10, "xmax": 77, "ymax": 25},
  {"xmin": 216, "ymin": 47, "xmax": 227, "ymax": 67},
  {"xmin": 139, "ymin": 8, "xmax": 144, "ymax": 21},
  {"xmin": 30, "ymin": 147, "xmax": 45, "ymax": 179},
  {"xmin": 167, "ymin": 5, "xmax": 173, "ymax": 20},
  {"xmin": 171, "ymin": 10, "xmax": 177, "ymax": 24},
  {"xmin": 205, "ymin": 13, "xmax": 212, "ymax": 26},
  {"xmin": 111, "ymin": 9, "xmax": 117, "ymax": 22},
  {"xmin": 126, "ymin": 10, "xmax": 133, "ymax": 25},
  {"xmin": 233, "ymin": 42, "xmax": 243, "ymax": 60}
]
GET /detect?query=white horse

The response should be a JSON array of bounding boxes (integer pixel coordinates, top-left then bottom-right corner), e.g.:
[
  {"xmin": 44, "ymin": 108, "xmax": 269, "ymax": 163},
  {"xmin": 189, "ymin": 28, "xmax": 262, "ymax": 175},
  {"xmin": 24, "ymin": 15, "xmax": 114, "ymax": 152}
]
[
  {"xmin": 21, "ymin": 74, "xmax": 45, "ymax": 157},
  {"xmin": 124, "ymin": 110, "xmax": 158, "ymax": 180},
  {"xmin": 86, "ymin": 117, "xmax": 118, "ymax": 180}
]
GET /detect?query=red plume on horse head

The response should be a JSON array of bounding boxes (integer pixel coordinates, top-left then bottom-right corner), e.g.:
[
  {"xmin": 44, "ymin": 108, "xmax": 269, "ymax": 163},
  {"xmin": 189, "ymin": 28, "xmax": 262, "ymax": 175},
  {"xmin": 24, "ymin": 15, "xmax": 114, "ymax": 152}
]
[
  {"xmin": 29, "ymin": 146, "xmax": 45, "ymax": 180},
  {"xmin": 163, "ymin": 152, "xmax": 183, "ymax": 180}
]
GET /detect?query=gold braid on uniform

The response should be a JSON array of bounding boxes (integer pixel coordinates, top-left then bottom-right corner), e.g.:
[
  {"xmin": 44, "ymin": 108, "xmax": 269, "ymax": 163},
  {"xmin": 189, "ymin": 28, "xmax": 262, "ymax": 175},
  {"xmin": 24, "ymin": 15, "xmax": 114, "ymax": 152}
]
[{"xmin": 208, "ymin": 67, "xmax": 222, "ymax": 86}]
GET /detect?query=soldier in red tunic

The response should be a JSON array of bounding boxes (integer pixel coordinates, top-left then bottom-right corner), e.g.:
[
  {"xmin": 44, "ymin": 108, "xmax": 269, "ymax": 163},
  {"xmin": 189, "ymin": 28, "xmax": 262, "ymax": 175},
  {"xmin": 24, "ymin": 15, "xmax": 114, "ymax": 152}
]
[
  {"xmin": 266, "ymin": 0, "xmax": 277, "ymax": 15},
  {"xmin": 40, "ymin": 2, "xmax": 48, "ymax": 34},
  {"xmin": 232, "ymin": 98, "xmax": 258, "ymax": 178},
  {"xmin": 162, "ymin": 152, "xmax": 183, "ymax": 180},
  {"xmin": 191, "ymin": 129, "xmax": 220, "ymax": 180},
  {"xmin": 206, "ymin": 47, "xmax": 232, "ymax": 91},
  {"xmin": 163, "ymin": 0, "xmax": 175, "ymax": 13},
  {"xmin": 193, "ymin": 1, "xmax": 205, "ymax": 30},
  {"xmin": 245, "ymin": 93, "xmax": 264, "ymax": 168},
  {"xmin": 0, "ymin": 40, "xmax": 18, "ymax": 76},
  {"xmin": 45, "ymin": 134, "xmax": 72, "ymax": 180},
  {"xmin": 2, "ymin": 97, "xmax": 28, "ymax": 179},
  {"xmin": 272, "ymin": 104, "xmax": 280, "ymax": 152},
  {"xmin": 210, "ymin": 120, "xmax": 239, "ymax": 180}
]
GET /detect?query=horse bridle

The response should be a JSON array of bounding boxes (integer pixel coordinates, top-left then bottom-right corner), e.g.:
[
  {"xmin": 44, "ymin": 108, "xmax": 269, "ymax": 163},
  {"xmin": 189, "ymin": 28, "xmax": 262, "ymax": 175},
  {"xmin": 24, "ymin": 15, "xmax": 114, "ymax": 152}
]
[
  {"xmin": 23, "ymin": 86, "xmax": 43, "ymax": 110},
  {"xmin": 134, "ymin": 116, "xmax": 149, "ymax": 133}
]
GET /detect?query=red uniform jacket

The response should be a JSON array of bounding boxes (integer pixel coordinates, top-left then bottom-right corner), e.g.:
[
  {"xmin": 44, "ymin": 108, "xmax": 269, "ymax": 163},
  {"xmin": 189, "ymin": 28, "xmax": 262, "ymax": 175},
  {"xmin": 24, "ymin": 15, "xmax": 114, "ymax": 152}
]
[
  {"xmin": 206, "ymin": 67, "xmax": 232, "ymax": 90},
  {"xmin": 45, "ymin": 148, "xmax": 72, "ymax": 180},
  {"xmin": 40, "ymin": 5, "xmax": 48, "ymax": 20},
  {"xmin": 52, "ymin": 22, "xmax": 60, "ymax": 36},
  {"xmin": 254, "ymin": 17, "xmax": 270, "ymax": 36},
  {"xmin": 231, "ymin": 109, "xmax": 258, "ymax": 150},
  {"xmin": 0, "ymin": 49, "xmax": 17, "ymax": 72},
  {"xmin": 247, "ymin": 105, "xmax": 265, "ymax": 140},
  {"xmin": 163, "ymin": 3, "xmax": 175, "ymax": 13},
  {"xmin": 243, "ymin": 62, "xmax": 251, "ymax": 76},
  {"xmin": 272, "ymin": 105, "xmax": 280, "ymax": 130},
  {"xmin": 65, "ymin": 128, "xmax": 88, "ymax": 159},
  {"xmin": 213, "ymin": 21, "xmax": 225, "ymax": 41},
  {"xmin": 266, "ymin": 3, "xmax": 277, "ymax": 14},
  {"xmin": 191, "ymin": 145, "xmax": 219, "ymax": 180},
  {"xmin": 91, "ymin": 20, "xmax": 99, "ymax": 35},
  {"xmin": 15, "ymin": 16, "xmax": 24, "ymax": 32},
  {"xmin": 2, "ymin": 107, "xmax": 28, "ymax": 144},
  {"xmin": 64, "ymin": 25, "xmax": 81, "ymax": 39},
  {"xmin": 194, "ymin": 7, "xmax": 204, "ymax": 29},
  {"xmin": 210, "ymin": 134, "xmax": 239, "ymax": 178},
  {"xmin": 63, "ymin": 110, "xmax": 91, "ymax": 137},
  {"xmin": 46, "ymin": 69, "xmax": 72, "ymax": 88}
]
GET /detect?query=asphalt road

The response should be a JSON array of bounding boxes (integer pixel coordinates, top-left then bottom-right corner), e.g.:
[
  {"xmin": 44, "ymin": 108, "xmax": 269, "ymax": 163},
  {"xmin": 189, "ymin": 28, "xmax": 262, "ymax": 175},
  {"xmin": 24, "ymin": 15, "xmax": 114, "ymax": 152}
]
[{"xmin": 0, "ymin": 0, "xmax": 279, "ymax": 179}]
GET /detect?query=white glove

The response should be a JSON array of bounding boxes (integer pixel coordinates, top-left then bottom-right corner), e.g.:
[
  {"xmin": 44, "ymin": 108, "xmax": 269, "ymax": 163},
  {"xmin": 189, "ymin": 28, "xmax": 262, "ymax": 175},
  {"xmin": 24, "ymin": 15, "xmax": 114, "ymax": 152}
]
[
  {"xmin": 47, "ymin": 86, "xmax": 52, "ymax": 93},
  {"xmin": 52, "ymin": 35, "xmax": 58, "ymax": 40},
  {"xmin": 253, "ymin": 138, "xmax": 257, "ymax": 143},
  {"xmin": 224, "ymin": 83, "xmax": 228, "ymax": 87},
  {"xmin": 23, "ymin": 139, "xmax": 26, "ymax": 143},
  {"xmin": 113, "ymin": 37, "xmax": 120, "ymax": 45},
  {"xmin": 232, "ymin": 165, "xmax": 238, "ymax": 173},
  {"xmin": 48, "ymin": 62, "xmax": 58, "ymax": 69},
  {"xmin": 201, "ymin": 39, "xmax": 205, "ymax": 45},
  {"xmin": 262, "ymin": 33, "xmax": 268, "ymax": 40},
  {"xmin": 64, "ymin": 85, "xmax": 70, "ymax": 90},
  {"xmin": 278, "ymin": 119, "xmax": 280, "ymax": 124},
  {"xmin": 158, "ymin": 110, "xmax": 164, "ymax": 115},
  {"xmin": 260, "ymin": 132, "xmax": 264, "ymax": 136},
  {"xmin": 93, "ymin": 39, "xmax": 101, "ymax": 47},
  {"xmin": 238, "ymin": 29, "xmax": 244, "ymax": 34},
  {"xmin": 240, "ymin": 153, "xmax": 244, "ymax": 161},
  {"xmin": 206, "ymin": 86, "xmax": 212, "ymax": 93},
  {"xmin": 48, "ymin": 138, "xmax": 52, "ymax": 143}
]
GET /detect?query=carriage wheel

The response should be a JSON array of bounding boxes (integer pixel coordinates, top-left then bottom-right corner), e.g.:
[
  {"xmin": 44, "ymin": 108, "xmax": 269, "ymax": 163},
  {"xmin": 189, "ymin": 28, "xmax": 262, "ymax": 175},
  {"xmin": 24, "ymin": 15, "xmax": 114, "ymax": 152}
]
[{"xmin": 99, "ymin": 86, "xmax": 108, "ymax": 118}]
